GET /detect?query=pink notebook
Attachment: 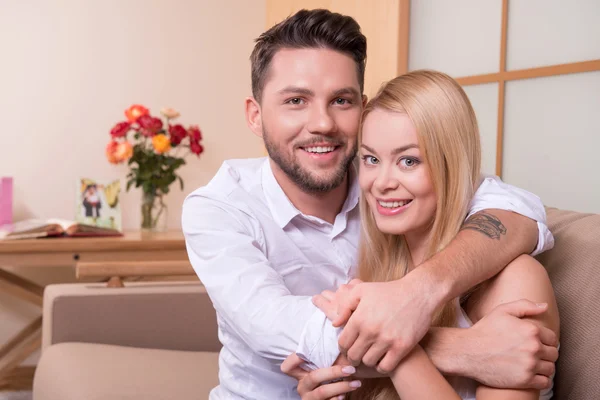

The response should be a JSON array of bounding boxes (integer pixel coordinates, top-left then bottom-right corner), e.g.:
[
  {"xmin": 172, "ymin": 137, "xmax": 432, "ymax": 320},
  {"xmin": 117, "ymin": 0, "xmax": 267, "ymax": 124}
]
[{"xmin": 0, "ymin": 177, "xmax": 13, "ymax": 226}]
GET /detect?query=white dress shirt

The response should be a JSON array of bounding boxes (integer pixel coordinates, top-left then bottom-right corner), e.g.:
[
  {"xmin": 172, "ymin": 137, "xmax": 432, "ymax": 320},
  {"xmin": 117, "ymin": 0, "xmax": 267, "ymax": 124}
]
[{"xmin": 182, "ymin": 157, "xmax": 553, "ymax": 400}]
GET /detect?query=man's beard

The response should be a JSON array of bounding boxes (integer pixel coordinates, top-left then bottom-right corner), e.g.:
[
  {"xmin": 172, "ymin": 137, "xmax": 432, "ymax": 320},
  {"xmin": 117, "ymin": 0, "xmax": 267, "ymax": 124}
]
[{"xmin": 263, "ymin": 128, "xmax": 357, "ymax": 193}]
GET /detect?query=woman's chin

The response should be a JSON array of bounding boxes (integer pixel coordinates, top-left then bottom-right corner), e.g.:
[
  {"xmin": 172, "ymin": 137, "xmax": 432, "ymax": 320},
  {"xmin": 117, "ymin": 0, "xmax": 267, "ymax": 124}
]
[{"xmin": 375, "ymin": 219, "xmax": 410, "ymax": 236}]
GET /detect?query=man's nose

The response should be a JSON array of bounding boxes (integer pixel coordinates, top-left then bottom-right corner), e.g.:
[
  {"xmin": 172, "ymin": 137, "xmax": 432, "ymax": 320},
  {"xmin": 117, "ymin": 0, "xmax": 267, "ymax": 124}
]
[{"xmin": 307, "ymin": 105, "xmax": 336, "ymax": 135}]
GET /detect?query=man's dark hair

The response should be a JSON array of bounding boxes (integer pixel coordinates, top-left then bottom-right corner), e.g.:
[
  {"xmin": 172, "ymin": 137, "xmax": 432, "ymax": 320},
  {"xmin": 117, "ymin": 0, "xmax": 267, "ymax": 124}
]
[{"xmin": 250, "ymin": 9, "xmax": 367, "ymax": 102}]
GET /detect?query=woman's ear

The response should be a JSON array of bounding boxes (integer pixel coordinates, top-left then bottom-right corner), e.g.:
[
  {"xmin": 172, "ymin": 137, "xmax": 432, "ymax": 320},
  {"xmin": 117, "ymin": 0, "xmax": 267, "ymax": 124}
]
[{"xmin": 245, "ymin": 97, "xmax": 263, "ymax": 138}]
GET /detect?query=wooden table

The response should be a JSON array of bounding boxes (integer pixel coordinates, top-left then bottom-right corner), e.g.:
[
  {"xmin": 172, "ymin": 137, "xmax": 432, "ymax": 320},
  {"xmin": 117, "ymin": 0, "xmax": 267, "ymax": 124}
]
[{"xmin": 0, "ymin": 231, "xmax": 191, "ymax": 390}]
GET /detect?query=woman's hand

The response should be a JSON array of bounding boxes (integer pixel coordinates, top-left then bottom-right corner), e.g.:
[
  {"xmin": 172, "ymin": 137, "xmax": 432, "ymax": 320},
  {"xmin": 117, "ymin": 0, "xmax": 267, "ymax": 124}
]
[{"xmin": 282, "ymin": 353, "xmax": 362, "ymax": 399}]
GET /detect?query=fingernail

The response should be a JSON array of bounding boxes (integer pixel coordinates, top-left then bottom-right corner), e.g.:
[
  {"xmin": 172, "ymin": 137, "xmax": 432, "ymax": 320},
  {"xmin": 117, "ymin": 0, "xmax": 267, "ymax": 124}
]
[
  {"xmin": 342, "ymin": 366, "xmax": 355, "ymax": 374},
  {"xmin": 536, "ymin": 302, "xmax": 548, "ymax": 308},
  {"xmin": 349, "ymin": 380, "xmax": 361, "ymax": 388},
  {"xmin": 337, "ymin": 395, "xmax": 345, "ymax": 400}
]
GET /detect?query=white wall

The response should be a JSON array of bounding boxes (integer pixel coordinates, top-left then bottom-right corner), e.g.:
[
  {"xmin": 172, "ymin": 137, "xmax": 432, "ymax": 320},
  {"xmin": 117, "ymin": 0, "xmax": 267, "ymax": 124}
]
[
  {"xmin": 409, "ymin": 0, "xmax": 600, "ymax": 213},
  {"xmin": 0, "ymin": 0, "xmax": 265, "ymax": 365}
]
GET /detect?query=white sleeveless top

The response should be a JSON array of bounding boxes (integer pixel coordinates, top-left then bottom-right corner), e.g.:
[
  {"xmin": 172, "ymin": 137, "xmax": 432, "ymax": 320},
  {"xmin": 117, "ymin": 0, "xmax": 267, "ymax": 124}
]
[{"xmin": 448, "ymin": 303, "xmax": 556, "ymax": 400}]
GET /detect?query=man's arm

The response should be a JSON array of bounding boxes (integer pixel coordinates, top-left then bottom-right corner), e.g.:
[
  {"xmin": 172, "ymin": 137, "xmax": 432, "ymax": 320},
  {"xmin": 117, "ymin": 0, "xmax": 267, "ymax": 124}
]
[
  {"xmin": 332, "ymin": 178, "xmax": 553, "ymax": 373},
  {"xmin": 421, "ymin": 300, "xmax": 558, "ymax": 390},
  {"xmin": 421, "ymin": 208, "xmax": 537, "ymax": 309},
  {"xmin": 182, "ymin": 192, "xmax": 339, "ymax": 367},
  {"xmin": 311, "ymin": 288, "xmax": 558, "ymax": 389}
]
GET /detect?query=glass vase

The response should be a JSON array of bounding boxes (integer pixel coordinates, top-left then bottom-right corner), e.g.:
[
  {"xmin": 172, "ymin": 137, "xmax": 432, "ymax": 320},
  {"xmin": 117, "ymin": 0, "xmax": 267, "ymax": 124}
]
[{"xmin": 141, "ymin": 191, "xmax": 168, "ymax": 232}]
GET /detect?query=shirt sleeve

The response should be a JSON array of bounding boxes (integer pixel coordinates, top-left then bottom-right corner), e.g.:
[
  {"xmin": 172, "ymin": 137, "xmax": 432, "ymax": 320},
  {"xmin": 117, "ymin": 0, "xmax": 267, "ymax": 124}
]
[
  {"xmin": 467, "ymin": 176, "xmax": 555, "ymax": 256},
  {"xmin": 182, "ymin": 192, "xmax": 340, "ymax": 368}
]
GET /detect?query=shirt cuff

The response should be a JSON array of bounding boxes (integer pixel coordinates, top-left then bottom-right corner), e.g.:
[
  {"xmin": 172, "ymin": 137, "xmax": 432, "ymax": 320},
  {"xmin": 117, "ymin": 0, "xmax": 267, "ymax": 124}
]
[
  {"xmin": 295, "ymin": 301, "xmax": 342, "ymax": 370},
  {"xmin": 531, "ymin": 221, "xmax": 555, "ymax": 256}
]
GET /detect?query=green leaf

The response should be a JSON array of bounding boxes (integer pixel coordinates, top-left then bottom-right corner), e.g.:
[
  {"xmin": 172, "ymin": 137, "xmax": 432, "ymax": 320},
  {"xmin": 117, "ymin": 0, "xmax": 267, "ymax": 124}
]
[{"xmin": 177, "ymin": 176, "xmax": 184, "ymax": 190}]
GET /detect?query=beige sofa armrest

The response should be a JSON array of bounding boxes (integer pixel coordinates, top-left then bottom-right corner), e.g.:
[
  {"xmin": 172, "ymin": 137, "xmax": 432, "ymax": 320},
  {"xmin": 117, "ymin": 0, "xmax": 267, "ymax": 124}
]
[{"xmin": 42, "ymin": 281, "xmax": 220, "ymax": 353}]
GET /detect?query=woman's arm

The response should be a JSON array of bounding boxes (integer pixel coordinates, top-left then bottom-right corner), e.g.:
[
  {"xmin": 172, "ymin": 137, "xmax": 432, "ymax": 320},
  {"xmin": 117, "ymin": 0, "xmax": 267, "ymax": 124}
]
[
  {"xmin": 390, "ymin": 344, "xmax": 461, "ymax": 399},
  {"xmin": 465, "ymin": 254, "xmax": 560, "ymax": 400}
]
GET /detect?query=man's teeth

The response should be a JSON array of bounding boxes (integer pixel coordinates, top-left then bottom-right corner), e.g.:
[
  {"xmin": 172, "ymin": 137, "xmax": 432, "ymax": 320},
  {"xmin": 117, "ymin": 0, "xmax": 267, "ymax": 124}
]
[
  {"xmin": 304, "ymin": 146, "xmax": 335, "ymax": 153},
  {"xmin": 378, "ymin": 200, "xmax": 411, "ymax": 208}
]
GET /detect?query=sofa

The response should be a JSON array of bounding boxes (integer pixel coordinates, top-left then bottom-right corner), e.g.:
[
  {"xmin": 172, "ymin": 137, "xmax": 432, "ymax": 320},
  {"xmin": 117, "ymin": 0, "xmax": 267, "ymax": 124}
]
[{"xmin": 32, "ymin": 207, "xmax": 600, "ymax": 399}]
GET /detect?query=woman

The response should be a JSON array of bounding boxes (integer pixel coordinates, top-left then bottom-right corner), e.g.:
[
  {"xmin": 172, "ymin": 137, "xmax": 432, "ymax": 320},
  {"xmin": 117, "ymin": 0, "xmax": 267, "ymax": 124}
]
[{"xmin": 285, "ymin": 70, "xmax": 559, "ymax": 399}]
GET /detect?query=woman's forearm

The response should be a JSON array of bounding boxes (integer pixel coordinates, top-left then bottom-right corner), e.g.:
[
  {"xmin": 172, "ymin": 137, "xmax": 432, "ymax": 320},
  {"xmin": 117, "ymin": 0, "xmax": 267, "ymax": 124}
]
[{"xmin": 391, "ymin": 344, "xmax": 461, "ymax": 400}]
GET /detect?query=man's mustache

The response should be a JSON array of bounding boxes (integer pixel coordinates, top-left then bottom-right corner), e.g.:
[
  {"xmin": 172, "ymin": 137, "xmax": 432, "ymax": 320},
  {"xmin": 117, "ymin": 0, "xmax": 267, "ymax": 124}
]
[{"xmin": 295, "ymin": 138, "xmax": 345, "ymax": 148}]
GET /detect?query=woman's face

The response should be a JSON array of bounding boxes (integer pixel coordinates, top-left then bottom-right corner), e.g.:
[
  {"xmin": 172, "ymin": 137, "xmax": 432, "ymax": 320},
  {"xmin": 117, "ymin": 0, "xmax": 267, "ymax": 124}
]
[{"xmin": 358, "ymin": 108, "xmax": 437, "ymax": 237}]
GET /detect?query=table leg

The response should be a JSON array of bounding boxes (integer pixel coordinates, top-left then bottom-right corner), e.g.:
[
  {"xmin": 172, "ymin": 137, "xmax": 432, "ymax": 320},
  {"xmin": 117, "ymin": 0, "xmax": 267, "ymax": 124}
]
[{"xmin": 0, "ymin": 269, "xmax": 44, "ymax": 389}]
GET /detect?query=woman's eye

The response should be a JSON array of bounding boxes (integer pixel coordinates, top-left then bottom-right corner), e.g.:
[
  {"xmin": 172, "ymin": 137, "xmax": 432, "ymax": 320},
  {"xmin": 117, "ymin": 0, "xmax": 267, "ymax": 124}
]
[
  {"xmin": 362, "ymin": 155, "xmax": 379, "ymax": 165},
  {"xmin": 399, "ymin": 157, "xmax": 419, "ymax": 168}
]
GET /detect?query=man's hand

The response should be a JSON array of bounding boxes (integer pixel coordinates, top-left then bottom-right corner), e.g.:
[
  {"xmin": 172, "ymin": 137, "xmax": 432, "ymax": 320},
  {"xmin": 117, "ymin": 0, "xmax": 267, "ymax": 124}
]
[
  {"xmin": 312, "ymin": 279, "xmax": 363, "ymax": 321},
  {"xmin": 329, "ymin": 272, "xmax": 443, "ymax": 374},
  {"xmin": 461, "ymin": 299, "xmax": 559, "ymax": 389}
]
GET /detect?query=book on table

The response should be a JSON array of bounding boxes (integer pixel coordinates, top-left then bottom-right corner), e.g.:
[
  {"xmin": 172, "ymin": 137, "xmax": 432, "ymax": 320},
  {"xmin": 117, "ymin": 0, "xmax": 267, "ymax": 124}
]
[{"xmin": 0, "ymin": 218, "xmax": 123, "ymax": 240}]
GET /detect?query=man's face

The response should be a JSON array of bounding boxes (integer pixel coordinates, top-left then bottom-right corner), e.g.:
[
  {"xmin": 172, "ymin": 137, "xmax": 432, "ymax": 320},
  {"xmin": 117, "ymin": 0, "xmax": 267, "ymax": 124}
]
[{"xmin": 257, "ymin": 48, "xmax": 363, "ymax": 193}]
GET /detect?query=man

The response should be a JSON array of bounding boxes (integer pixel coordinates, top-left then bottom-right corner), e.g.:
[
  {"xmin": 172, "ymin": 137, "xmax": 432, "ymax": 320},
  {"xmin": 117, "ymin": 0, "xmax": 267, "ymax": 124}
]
[{"xmin": 182, "ymin": 9, "xmax": 557, "ymax": 399}]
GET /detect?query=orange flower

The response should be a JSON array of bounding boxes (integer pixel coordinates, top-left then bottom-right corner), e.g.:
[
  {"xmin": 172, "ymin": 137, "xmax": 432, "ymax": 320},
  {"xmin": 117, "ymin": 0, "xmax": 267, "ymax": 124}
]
[
  {"xmin": 105, "ymin": 140, "xmax": 133, "ymax": 164},
  {"xmin": 115, "ymin": 141, "xmax": 133, "ymax": 161},
  {"xmin": 124, "ymin": 104, "xmax": 149, "ymax": 123},
  {"xmin": 105, "ymin": 141, "xmax": 120, "ymax": 164},
  {"xmin": 152, "ymin": 134, "xmax": 171, "ymax": 154}
]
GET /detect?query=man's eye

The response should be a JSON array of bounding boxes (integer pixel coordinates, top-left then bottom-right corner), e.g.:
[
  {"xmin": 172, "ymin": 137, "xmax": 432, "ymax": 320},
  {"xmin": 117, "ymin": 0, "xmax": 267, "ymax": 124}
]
[
  {"xmin": 335, "ymin": 98, "xmax": 350, "ymax": 105},
  {"xmin": 287, "ymin": 98, "xmax": 303, "ymax": 105}
]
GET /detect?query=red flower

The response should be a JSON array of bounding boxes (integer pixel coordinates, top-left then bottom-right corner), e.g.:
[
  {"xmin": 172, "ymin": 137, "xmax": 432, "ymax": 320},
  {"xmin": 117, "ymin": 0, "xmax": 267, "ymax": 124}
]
[
  {"xmin": 110, "ymin": 121, "xmax": 131, "ymax": 138},
  {"xmin": 188, "ymin": 125, "xmax": 202, "ymax": 142},
  {"xmin": 124, "ymin": 104, "xmax": 149, "ymax": 123},
  {"xmin": 138, "ymin": 115, "xmax": 163, "ymax": 137},
  {"xmin": 169, "ymin": 124, "xmax": 187, "ymax": 145},
  {"xmin": 190, "ymin": 141, "xmax": 204, "ymax": 155}
]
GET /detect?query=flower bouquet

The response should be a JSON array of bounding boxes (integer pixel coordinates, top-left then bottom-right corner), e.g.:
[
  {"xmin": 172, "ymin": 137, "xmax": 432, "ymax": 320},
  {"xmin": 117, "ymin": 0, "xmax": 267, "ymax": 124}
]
[{"xmin": 106, "ymin": 104, "xmax": 204, "ymax": 231}]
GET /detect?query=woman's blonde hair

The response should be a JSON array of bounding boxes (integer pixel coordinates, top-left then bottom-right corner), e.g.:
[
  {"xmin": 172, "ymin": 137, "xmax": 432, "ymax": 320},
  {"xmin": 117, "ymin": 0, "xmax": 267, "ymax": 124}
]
[{"xmin": 351, "ymin": 70, "xmax": 482, "ymax": 400}]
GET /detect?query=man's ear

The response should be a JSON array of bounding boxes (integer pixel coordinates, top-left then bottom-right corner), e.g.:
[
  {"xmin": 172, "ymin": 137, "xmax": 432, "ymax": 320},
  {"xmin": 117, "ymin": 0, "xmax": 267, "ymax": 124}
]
[
  {"xmin": 362, "ymin": 94, "xmax": 368, "ymax": 108},
  {"xmin": 245, "ymin": 97, "xmax": 263, "ymax": 138}
]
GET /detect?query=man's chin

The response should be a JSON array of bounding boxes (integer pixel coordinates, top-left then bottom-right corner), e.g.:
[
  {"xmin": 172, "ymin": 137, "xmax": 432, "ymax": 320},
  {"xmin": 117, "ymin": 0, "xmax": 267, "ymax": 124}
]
[{"xmin": 294, "ymin": 170, "xmax": 347, "ymax": 193}]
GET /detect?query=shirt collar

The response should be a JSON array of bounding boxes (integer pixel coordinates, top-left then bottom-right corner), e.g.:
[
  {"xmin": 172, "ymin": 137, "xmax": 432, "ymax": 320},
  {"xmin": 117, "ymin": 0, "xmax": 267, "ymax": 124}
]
[
  {"xmin": 262, "ymin": 160, "xmax": 302, "ymax": 228},
  {"xmin": 261, "ymin": 159, "xmax": 361, "ymax": 229},
  {"xmin": 340, "ymin": 160, "xmax": 360, "ymax": 215}
]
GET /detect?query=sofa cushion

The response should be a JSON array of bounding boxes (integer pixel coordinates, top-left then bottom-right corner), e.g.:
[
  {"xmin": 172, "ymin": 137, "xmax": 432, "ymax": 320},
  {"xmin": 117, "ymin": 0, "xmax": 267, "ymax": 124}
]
[
  {"xmin": 33, "ymin": 342, "xmax": 219, "ymax": 400},
  {"xmin": 535, "ymin": 207, "xmax": 600, "ymax": 399},
  {"xmin": 43, "ymin": 282, "xmax": 221, "ymax": 352}
]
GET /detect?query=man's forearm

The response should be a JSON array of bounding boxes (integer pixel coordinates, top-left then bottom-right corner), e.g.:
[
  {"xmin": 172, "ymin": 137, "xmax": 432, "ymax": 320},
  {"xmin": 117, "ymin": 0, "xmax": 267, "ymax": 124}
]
[
  {"xmin": 418, "ymin": 209, "xmax": 537, "ymax": 304},
  {"xmin": 421, "ymin": 327, "xmax": 470, "ymax": 376}
]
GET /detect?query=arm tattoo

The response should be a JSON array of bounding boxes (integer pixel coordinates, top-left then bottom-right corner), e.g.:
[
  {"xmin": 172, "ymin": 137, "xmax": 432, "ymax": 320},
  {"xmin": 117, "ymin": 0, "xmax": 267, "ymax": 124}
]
[{"xmin": 461, "ymin": 212, "xmax": 507, "ymax": 240}]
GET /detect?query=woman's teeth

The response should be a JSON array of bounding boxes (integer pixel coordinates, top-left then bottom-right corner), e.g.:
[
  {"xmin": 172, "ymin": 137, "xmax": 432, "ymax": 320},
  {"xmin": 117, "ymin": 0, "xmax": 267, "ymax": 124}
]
[{"xmin": 378, "ymin": 200, "xmax": 411, "ymax": 208}]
